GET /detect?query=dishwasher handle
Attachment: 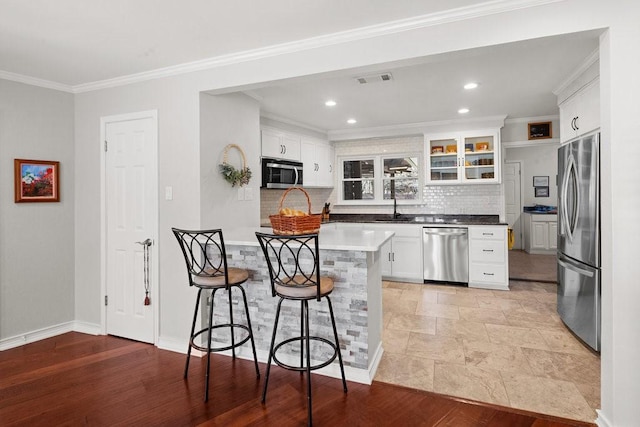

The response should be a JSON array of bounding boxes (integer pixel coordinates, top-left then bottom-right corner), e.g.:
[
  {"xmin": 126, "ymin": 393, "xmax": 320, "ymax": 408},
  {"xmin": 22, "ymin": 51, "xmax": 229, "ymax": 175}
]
[{"xmin": 423, "ymin": 229, "xmax": 467, "ymax": 237}]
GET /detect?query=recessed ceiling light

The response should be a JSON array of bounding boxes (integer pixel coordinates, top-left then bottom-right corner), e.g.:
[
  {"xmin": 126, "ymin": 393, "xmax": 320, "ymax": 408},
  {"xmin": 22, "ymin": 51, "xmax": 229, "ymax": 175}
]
[
  {"xmin": 325, "ymin": 100, "xmax": 337, "ymax": 107},
  {"xmin": 347, "ymin": 118, "xmax": 357, "ymax": 124},
  {"xmin": 464, "ymin": 82, "xmax": 478, "ymax": 90},
  {"xmin": 458, "ymin": 108, "xmax": 470, "ymax": 114}
]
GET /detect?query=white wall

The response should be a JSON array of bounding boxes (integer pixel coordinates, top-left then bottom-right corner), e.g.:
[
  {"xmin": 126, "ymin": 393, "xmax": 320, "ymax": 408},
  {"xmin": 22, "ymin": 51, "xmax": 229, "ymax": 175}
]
[
  {"xmin": 199, "ymin": 92, "xmax": 261, "ymax": 230},
  {"xmin": 0, "ymin": 79, "xmax": 75, "ymax": 340},
  {"xmin": 504, "ymin": 144, "xmax": 558, "ymax": 207}
]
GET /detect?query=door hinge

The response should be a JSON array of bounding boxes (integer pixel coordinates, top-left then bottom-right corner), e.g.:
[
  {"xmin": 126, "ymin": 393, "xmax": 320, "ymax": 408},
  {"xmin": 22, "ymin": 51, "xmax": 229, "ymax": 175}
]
[
  {"xmin": 105, "ymin": 295, "xmax": 108, "ymax": 306},
  {"xmin": 104, "ymin": 140, "xmax": 108, "ymax": 152}
]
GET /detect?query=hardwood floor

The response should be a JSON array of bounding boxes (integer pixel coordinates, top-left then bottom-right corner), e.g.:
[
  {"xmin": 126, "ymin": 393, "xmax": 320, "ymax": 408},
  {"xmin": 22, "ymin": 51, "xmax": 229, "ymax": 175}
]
[{"xmin": 0, "ymin": 333, "xmax": 595, "ymax": 426}]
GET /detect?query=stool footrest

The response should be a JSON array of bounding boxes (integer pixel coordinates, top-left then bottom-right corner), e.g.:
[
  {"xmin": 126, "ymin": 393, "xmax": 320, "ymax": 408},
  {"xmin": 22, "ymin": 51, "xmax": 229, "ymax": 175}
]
[
  {"xmin": 190, "ymin": 323, "xmax": 252, "ymax": 353},
  {"xmin": 272, "ymin": 336, "xmax": 338, "ymax": 372}
]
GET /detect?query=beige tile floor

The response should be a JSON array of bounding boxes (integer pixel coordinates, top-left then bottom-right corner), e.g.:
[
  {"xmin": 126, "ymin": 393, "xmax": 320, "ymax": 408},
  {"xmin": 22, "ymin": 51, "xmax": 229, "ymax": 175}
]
[{"xmin": 375, "ymin": 279, "xmax": 600, "ymax": 423}]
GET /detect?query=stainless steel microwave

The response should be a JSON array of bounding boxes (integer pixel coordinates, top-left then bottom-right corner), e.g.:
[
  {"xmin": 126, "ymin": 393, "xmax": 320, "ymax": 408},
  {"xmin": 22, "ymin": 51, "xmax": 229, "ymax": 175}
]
[{"xmin": 261, "ymin": 157, "xmax": 303, "ymax": 188}]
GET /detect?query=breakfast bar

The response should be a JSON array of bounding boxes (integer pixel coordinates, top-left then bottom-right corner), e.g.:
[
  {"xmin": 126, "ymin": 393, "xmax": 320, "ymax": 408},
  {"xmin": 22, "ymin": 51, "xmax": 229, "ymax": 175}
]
[{"xmin": 212, "ymin": 226, "xmax": 393, "ymax": 384}]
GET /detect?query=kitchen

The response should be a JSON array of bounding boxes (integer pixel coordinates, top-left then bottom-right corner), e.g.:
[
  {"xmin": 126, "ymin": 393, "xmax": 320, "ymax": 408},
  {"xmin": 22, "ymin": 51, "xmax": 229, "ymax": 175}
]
[
  {"xmin": 2, "ymin": 2, "xmax": 639, "ymax": 426},
  {"xmin": 225, "ymin": 31, "xmax": 598, "ymax": 422}
]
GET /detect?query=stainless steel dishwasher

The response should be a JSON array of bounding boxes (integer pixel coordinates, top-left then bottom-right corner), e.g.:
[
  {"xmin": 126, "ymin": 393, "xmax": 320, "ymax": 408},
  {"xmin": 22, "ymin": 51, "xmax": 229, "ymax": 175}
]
[{"xmin": 423, "ymin": 227, "xmax": 468, "ymax": 283}]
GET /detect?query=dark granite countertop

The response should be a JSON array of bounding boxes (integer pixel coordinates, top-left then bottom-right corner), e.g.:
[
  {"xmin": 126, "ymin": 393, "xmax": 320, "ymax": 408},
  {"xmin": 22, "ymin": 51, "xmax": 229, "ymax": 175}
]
[{"xmin": 326, "ymin": 213, "xmax": 506, "ymax": 226}]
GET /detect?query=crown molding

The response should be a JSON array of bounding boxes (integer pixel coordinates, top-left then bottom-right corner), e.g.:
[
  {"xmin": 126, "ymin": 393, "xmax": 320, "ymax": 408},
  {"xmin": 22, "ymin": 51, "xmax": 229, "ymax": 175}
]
[
  {"xmin": 505, "ymin": 114, "xmax": 558, "ymax": 124},
  {"xmin": 502, "ymin": 137, "xmax": 560, "ymax": 148},
  {"xmin": 72, "ymin": 0, "xmax": 562, "ymax": 93},
  {"xmin": 329, "ymin": 115, "xmax": 507, "ymax": 141},
  {"xmin": 260, "ymin": 112, "xmax": 327, "ymax": 135},
  {"xmin": 552, "ymin": 48, "xmax": 599, "ymax": 95},
  {"xmin": 1, "ymin": 0, "xmax": 563, "ymax": 94},
  {"xmin": 0, "ymin": 70, "xmax": 73, "ymax": 93}
]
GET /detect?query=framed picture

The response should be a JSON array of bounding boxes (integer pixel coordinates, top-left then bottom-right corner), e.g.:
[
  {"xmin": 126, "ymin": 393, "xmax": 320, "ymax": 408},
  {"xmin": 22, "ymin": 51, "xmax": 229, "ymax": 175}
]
[
  {"xmin": 14, "ymin": 159, "xmax": 60, "ymax": 203},
  {"xmin": 533, "ymin": 176, "xmax": 549, "ymax": 187},
  {"xmin": 528, "ymin": 121, "xmax": 552, "ymax": 140},
  {"xmin": 535, "ymin": 186, "xmax": 549, "ymax": 197}
]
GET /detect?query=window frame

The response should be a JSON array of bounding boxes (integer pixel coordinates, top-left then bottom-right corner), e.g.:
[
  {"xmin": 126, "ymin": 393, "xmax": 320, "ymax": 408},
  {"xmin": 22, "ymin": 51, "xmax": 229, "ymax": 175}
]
[{"xmin": 338, "ymin": 153, "xmax": 422, "ymax": 205}]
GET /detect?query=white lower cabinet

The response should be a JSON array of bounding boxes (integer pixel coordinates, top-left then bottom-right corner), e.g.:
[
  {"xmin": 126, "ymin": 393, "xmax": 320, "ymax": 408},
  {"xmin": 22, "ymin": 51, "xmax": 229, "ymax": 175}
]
[
  {"xmin": 468, "ymin": 226, "xmax": 509, "ymax": 290},
  {"xmin": 367, "ymin": 224, "xmax": 423, "ymax": 283},
  {"xmin": 523, "ymin": 213, "xmax": 557, "ymax": 254}
]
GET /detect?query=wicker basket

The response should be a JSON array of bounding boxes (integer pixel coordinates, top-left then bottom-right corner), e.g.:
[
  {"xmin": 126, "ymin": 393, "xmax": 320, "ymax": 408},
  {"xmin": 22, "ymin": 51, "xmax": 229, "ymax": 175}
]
[{"xmin": 269, "ymin": 187, "xmax": 321, "ymax": 235}]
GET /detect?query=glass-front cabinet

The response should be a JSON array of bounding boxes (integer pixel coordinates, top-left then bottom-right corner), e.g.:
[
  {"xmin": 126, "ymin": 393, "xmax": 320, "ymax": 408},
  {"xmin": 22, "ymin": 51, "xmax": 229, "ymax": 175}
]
[{"xmin": 425, "ymin": 129, "xmax": 500, "ymax": 184}]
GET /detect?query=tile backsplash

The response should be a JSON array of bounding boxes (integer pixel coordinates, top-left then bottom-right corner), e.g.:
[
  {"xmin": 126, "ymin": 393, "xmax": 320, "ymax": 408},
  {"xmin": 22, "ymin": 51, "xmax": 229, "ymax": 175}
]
[
  {"xmin": 259, "ymin": 135, "xmax": 503, "ymax": 224},
  {"xmin": 330, "ymin": 184, "xmax": 502, "ymax": 216}
]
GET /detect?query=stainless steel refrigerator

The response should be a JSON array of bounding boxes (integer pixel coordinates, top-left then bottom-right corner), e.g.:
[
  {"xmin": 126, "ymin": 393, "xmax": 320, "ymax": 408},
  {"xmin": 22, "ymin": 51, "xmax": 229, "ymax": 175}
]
[{"xmin": 557, "ymin": 131, "xmax": 600, "ymax": 351}]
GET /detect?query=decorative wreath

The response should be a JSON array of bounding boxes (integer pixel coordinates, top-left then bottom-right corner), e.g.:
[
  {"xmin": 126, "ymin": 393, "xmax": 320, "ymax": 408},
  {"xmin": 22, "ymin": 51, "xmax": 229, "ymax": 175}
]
[{"xmin": 219, "ymin": 144, "xmax": 252, "ymax": 187}]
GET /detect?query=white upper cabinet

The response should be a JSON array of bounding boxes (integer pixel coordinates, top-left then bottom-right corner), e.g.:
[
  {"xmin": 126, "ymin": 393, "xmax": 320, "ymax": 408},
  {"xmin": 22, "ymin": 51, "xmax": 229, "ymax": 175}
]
[
  {"xmin": 261, "ymin": 127, "xmax": 301, "ymax": 161},
  {"xmin": 425, "ymin": 129, "xmax": 501, "ymax": 185},
  {"xmin": 559, "ymin": 78, "xmax": 600, "ymax": 143},
  {"xmin": 301, "ymin": 137, "xmax": 334, "ymax": 187}
]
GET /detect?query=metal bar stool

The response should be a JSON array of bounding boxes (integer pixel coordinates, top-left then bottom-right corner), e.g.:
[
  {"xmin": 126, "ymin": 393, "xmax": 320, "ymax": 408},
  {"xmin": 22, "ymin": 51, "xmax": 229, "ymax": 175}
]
[
  {"xmin": 255, "ymin": 232, "xmax": 347, "ymax": 426},
  {"xmin": 172, "ymin": 228, "xmax": 260, "ymax": 402}
]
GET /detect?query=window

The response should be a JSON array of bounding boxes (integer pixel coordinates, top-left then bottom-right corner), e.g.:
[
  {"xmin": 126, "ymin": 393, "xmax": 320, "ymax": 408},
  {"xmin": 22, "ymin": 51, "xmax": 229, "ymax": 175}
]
[
  {"xmin": 383, "ymin": 156, "xmax": 419, "ymax": 200},
  {"xmin": 339, "ymin": 154, "xmax": 421, "ymax": 203},
  {"xmin": 342, "ymin": 159, "xmax": 374, "ymax": 200}
]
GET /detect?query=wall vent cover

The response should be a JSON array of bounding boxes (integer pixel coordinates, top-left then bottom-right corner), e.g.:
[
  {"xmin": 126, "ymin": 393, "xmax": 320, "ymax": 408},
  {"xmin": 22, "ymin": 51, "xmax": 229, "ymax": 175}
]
[{"xmin": 354, "ymin": 72, "xmax": 394, "ymax": 84}]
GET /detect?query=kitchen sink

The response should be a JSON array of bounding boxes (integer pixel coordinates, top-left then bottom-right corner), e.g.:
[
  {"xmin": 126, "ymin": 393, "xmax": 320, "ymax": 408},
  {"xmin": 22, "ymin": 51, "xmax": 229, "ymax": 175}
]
[{"xmin": 374, "ymin": 217, "xmax": 413, "ymax": 222}]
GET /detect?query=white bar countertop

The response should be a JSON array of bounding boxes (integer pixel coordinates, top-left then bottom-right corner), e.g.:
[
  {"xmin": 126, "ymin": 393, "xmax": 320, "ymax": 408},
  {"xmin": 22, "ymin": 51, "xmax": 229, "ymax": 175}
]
[{"xmin": 224, "ymin": 226, "xmax": 394, "ymax": 252}]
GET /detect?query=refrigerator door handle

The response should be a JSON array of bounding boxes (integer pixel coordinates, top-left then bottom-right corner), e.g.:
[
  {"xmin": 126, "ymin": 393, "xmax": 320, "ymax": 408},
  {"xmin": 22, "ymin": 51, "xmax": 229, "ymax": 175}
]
[
  {"xmin": 558, "ymin": 258, "xmax": 595, "ymax": 278},
  {"xmin": 561, "ymin": 154, "xmax": 579, "ymax": 242}
]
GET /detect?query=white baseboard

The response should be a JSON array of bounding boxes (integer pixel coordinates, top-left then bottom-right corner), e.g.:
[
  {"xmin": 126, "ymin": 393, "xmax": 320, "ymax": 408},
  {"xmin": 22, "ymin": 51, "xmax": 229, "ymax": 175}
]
[
  {"xmin": 595, "ymin": 410, "xmax": 611, "ymax": 427},
  {"xmin": 0, "ymin": 322, "xmax": 76, "ymax": 351},
  {"xmin": 73, "ymin": 321, "xmax": 101, "ymax": 335},
  {"xmin": 157, "ymin": 335, "xmax": 189, "ymax": 355},
  {"xmin": 469, "ymin": 282, "xmax": 510, "ymax": 291},
  {"xmin": 0, "ymin": 321, "xmax": 102, "ymax": 351}
]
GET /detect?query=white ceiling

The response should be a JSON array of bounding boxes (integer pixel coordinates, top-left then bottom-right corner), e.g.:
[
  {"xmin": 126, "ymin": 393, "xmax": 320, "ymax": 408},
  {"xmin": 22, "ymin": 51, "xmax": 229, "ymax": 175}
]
[
  {"xmin": 1, "ymin": 1, "xmax": 600, "ymax": 131},
  {"xmin": 0, "ymin": 0, "xmax": 484, "ymax": 86},
  {"xmin": 249, "ymin": 32, "xmax": 600, "ymax": 132}
]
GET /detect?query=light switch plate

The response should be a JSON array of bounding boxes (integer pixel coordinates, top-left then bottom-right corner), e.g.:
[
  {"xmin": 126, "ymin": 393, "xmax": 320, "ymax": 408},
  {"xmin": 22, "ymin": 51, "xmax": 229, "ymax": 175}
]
[
  {"xmin": 237, "ymin": 188, "xmax": 245, "ymax": 201},
  {"xmin": 165, "ymin": 186, "xmax": 173, "ymax": 200},
  {"xmin": 244, "ymin": 187, "xmax": 253, "ymax": 200}
]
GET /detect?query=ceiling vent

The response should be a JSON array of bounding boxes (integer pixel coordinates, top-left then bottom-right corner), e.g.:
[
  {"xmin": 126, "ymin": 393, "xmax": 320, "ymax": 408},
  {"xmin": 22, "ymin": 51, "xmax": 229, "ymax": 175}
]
[{"xmin": 354, "ymin": 72, "xmax": 393, "ymax": 84}]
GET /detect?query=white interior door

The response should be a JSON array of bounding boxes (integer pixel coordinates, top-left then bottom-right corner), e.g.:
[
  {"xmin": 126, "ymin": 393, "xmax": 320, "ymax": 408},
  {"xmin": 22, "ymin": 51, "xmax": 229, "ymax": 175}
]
[
  {"xmin": 104, "ymin": 112, "xmax": 158, "ymax": 343},
  {"xmin": 504, "ymin": 161, "xmax": 522, "ymax": 250}
]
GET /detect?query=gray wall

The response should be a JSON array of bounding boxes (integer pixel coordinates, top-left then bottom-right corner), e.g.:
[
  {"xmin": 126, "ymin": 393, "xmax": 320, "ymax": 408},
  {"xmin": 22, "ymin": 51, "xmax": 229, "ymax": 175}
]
[
  {"xmin": 200, "ymin": 93, "xmax": 261, "ymax": 230},
  {"xmin": 502, "ymin": 117, "xmax": 560, "ymax": 208},
  {"xmin": 504, "ymin": 144, "xmax": 559, "ymax": 207},
  {"xmin": 0, "ymin": 79, "xmax": 75, "ymax": 339},
  {"xmin": 73, "ymin": 76, "xmax": 204, "ymax": 346}
]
